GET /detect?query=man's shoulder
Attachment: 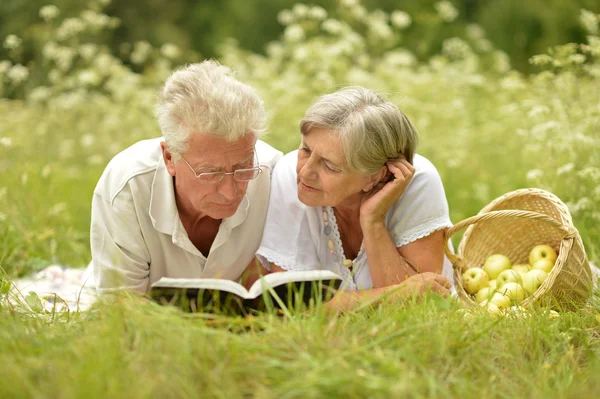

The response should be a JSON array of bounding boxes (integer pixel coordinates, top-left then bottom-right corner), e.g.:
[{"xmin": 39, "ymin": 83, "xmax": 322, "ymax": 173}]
[
  {"xmin": 94, "ymin": 137, "xmax": 164, "ymax": 204},
  {"xmin": 255, "ymin": 139, "xmax": 283, "ymax": 171}
]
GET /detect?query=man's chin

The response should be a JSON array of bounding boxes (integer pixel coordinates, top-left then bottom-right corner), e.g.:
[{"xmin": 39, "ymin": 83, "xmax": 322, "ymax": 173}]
[{"xmin": 207, "ymin": 202, "xmax": 239, "ymax": 219}]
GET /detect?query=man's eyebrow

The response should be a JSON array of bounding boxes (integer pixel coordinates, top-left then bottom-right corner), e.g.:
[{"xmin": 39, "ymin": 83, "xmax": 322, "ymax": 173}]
[{"xmin": 192, "ymin": 152, "xmax": 254, "ymax": 170}]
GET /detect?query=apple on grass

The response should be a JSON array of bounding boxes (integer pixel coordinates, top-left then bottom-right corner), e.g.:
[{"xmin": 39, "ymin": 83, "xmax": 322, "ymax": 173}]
[
  {"xmin": 483, "ymin": 254, "xmax": 512, "ymax": 280},
  {"xmin": 522, "ymin": 269, "xmax": 548, "ymax": 295},
  {"xmin": 462, "ymin": 267, "xmax": 489, "ymax": 295},
  {"xmin": 529, "ymin": 245, "xmax": 558, "ymax": 266},
  {"xmin": 532, "ymin": 258, "xmax": 554, "ymax": 273},
  {"xmin": 496, "ymin": 269, "xmax": 523, "ymax": 288},
  {"xmin": 497, "ymin": 282, "xmax": 526, "ymax": 303}
]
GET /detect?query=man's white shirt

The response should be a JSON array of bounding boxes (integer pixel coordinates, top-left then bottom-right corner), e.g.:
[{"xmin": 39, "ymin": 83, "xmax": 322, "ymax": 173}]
[{"xmin": 90, "ymin": 137, "xmax": 282, "ymax": 293}]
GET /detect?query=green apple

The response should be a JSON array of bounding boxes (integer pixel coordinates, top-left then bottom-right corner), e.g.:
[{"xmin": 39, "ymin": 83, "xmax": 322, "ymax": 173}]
[
  {"xmin": 496, "ymin": 269, "xmax": 523, "ymax": 288},
  {"xmin": 532, "ymin": 258, "xmax": 554, "ymax": 273},
  {"xmin": 461, "ymin": 267, "xmax": 489, "ymax": 295},
  {"xmin": 480, "ymin": 300, "xmax": 503, "ymax": 316},
  {"xmin": 522, "ymin": 269, "xmax": 548, "ymax": 295},
  {"xmin": 512, "ymin": 264, "xmax": 531, "ymax": 274},
  {"xmin": 488, "ymin": 292, "xmax": 511, "ymax": 309},
  {"xmin": 489, "ymin": 280, "xmax": 497, "ymax": 290},
  {"xmin": 483, "ymin": 254, "xmax": 512, "ymax": 279},
  {"xmin": 497, "ymin": 282, "xmax": 526, "ymax": 303},
  {"xmin": 475, "ymin": 287, "xmax": 494, "ymax": 304},
  {"xmin": 529, "ymin": 245, "xmax": 558, "ymax": 266}
]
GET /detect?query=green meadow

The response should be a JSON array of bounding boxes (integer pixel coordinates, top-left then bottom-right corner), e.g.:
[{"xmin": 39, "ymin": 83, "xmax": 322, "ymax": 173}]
[{"xmin": 1, "ymin": 1, "xmax": 599, "ymax": 397}]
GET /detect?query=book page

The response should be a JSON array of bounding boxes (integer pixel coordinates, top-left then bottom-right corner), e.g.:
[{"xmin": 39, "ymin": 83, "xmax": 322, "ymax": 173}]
[
  {"xmin": 248, "ymin": 270, "xmax": 342, "ymax": 299},
  {"xmin": 151, "ymin": 278, "xmax": 251, "ymax": 299}
]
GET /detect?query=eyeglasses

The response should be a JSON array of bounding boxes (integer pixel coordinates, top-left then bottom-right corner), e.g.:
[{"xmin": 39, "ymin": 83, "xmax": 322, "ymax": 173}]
[{"xmin": 178, "ymin": 149, "xmax": 262, "ymax": 184}]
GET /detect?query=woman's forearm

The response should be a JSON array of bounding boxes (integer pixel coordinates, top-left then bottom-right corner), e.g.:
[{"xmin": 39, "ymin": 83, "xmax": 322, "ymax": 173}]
[{"xmin": 362, "ymin": 221, "xmax": 417, "ymax": 288}]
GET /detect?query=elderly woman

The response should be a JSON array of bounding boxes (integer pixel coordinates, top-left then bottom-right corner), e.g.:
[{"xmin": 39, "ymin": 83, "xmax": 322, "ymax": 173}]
[{"xmin": 256, "ymin": 86, "xmax": 453, "ymax": 311}]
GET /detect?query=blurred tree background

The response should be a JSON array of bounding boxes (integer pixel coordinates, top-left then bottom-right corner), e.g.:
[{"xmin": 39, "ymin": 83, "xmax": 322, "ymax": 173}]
[{"xmin": 1, "ymin": 0, "xmax": 598, "ymax": 73}]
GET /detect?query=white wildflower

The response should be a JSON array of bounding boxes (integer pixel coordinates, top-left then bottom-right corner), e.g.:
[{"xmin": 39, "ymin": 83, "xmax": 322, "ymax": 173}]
[
  {"xmin": 578, "ymin": 167, "xmax": 600, "ymax": 182},
  {"xmin": 442, "ymin": 37, "xmax": 470, "ymax": 60},
  {"xmin": 322, "ymin": 19, "xmax": 344, "ymax": 35},
  {"xmin": 3, "ymin": 34, "xmax": 22, "ymax": 50},
  {"xmin": 79, "ymin": 43, "xmax": 98, "ymax": 61},
  {"xmin": 0, "ymin": 137, "xmax": 12, "ymax": 147},
  {"xmin": 384, "ymin": 50, "xmax": 417, "ymax": 67},
  {"xmin": 0, "ymin": 60, "xmax": 10, "ymax": 73},
  {"xmin": 579, "ymin": 9, "xmax": 599, "ymax": 35},
  {"xmin": 435, "ymin": 1, "xmax": 459, "ymax": 23},
  {"xmin": 55, "ymin": 47, "xmax": 76, "ymax": 71},
  {"xmin": 390, "ymin": 11, "xmax": 411, "ymax": 29},
  {"xmin": 493, "ymin": 51, "xmax": 511, "ymax": 73},
  {"xmin": 309, "ymin": 6, "xmax": 327, "ymax": 21},
  {"xmin": 48, "ymin": 202, "xmax": 67, "ymax": 217},
  {"xmin": 81, "ymin": 10, "xmax": 111, "ymax": 30},
  {"xmin": 79, "ymin": 134, "xmax": 95, "ymax": 148},
  {"xmin": 28, "ymin": 86, "xmax": 52, "ymax": 103},
  {"xmin": 277, "ymin": 10, "xmax": 294, "ymax": 26},
  {"xmin": 527, "ymin": 105, "xmax": 550, "ymax": 119},
  {"xmin": 160, "ymin": 43, "xmax": 180, "ymax": 59},
  {"xmin": 130, "ymin": 41, "xmax": 152, "ymax": 65},
  {"xmin": 568, "ymin": 54, "xmax": 586, "ymax": 64},
  {"xmin": 350, "ymin": 5, "xmax": 367, "ymax": 20},
  {"xmin": 529, "ymin": 54, "xmax": 553, "ymax": 66},
  {"xmin": 48, "ymin": 69, "xmax": 61, "ymax": 84},
  {"xmin": 340, "ymin": 0, "xmax": 358, "ymax": 7},
  {"xmin": 500, "ymin": 74, "xmax": 526, "ymax": 90},
  {"xmin": 466, "ymin": 24, "xmax": 484, "ymax": 40},
  {"xmin": 87, "ymin": 154, "xmax": 104, "ymax": 165},
  {"xmin": 94, "ymin": 53, "xmax": 115, "ymax": 71},
  {"xmin": 7, "ymin": 64, "xmax": 29, "ymax": 84},
  {"xmin": 41, "ymin": 164, "xmax": 51, "ymax": 178},
  {"xmin": 284, "ymin": 24, "xmax": 305, "ymax": 42},
  {"xmin": 39, "ymin": 5, "xmax": 60, "ymax": 22},
  {"xmin": 369, "ymin": 21, "xmax": 393, "ymax": 41},
  {"xmin": 56, "ymin": 18, "xmax": 86, "ymax": 41},
  {"xmin": 476, "ymin": 39, "xmax": 493, "ymax": 52},
  {"xmin": 292, "ymin": 4, "xmax": 309, "ymax": 19},
  {"xmin": 526, "ymin": 169, "xmax": 544, "ymax": 181},
  {"xmin": 21, "ymin": 173, "xmax": 28, "ymax": 186},
  {"xmin": 556, "ymin": 163, "xmax": 575, "ymax": 176}
]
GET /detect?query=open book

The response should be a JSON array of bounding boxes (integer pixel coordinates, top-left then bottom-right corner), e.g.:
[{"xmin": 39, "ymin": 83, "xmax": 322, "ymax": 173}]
[{"xmin": 149, "ymin": 270, "xmax": 343, "ymax": 314}]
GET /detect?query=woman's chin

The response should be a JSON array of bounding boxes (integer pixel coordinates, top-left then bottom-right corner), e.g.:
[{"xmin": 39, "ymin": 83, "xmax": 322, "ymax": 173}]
[{"xmin": 297, "ymin": 191, "xmax": 324, "ymax": 207}]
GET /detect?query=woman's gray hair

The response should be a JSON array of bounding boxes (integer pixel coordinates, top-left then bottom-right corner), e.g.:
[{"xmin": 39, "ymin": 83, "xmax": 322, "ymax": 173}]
[
  {"xmin": 155, "ymin": 60, "xmax": 266, "ymax": 157},
  {"xmin": 300, "ymin": 86, "xmax": 419, "ymax": 173}
]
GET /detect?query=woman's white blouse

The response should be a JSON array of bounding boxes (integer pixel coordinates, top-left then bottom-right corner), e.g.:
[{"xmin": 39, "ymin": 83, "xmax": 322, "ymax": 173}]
[{"xmin": 256, "ymin": 150, "xmax": 455, "ymax": 290}]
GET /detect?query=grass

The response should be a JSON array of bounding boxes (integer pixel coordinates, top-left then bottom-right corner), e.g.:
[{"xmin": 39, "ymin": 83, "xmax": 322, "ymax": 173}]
[
  {"xmin": 1, "ymin": 295, "xmax": 600, "ymax": 398},
  {"xmin": 1, "ymin": 1, "xmax": 600, "ymax": 396}
]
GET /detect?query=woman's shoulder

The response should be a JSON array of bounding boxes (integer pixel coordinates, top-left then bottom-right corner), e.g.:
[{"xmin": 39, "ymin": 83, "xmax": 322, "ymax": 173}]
[{"xmin": 412, "ymin": 153, "xmax": 441, "ymax": 178}]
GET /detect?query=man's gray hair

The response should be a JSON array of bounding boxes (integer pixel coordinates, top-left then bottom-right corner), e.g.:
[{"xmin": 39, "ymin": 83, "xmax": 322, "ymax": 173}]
[
  {"xmin": 300, "ymin": 86, "xmax": 419, "ymax": 173},
  {"xmin": 155, "ymin": 60, "xmax": 266, "ymax": 156}
]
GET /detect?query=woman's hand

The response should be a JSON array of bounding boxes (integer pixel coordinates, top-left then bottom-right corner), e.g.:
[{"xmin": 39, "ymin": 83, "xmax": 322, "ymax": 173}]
[
  {"xmin": 389, "ymin": 272, "xmax": 451, "ymax": 299},
  {"xmin": 359, "ymin": 159, "xmax": 415, "ymax": 228}
]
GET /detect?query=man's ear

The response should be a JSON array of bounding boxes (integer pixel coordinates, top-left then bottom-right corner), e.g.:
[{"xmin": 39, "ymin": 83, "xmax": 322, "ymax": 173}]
[
  {"xmin": 160, "ymin": 141, "xmax": 177, "ymax": 177},
  {"xmin": 362, "ymin": 165, "xmax": 389, "ymax": 192}
]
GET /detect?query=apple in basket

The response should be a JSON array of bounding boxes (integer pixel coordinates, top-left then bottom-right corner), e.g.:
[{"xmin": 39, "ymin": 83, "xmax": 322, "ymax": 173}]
[
  {"xmin": 512, "ymin": 264, "xmax": 531, "ymax": 275},
  {"xmin": 496, "ymin": 269, "xmax": 523, "ymax": 288},
  {"xmin": 475, "ymin": 287, "xmax": 494, "ymax": 304},
  {"xmin": 488, "ymin": 292, "xmax": 511, "ymax": 309},
  {"xmin": 529, "ymin": 245, "xmax": 558, "ymax": 267},
  {"xmin": 483, "ymin": 254, "xmax": 512, "ymax": 280},
  {"xmin": 521, "ymin": 269, "xmax": 548, "ymax": 295},
  {"xmin": 532, "ymin": 258, "xmax": 554, "ymax": 274},
  {"xmin": 461, "ymin": 267, "xmax": 489, "ymax": 295},
  {"xmin": 497, "ymin": 282, "xmax": 526, "ymax": 303}
]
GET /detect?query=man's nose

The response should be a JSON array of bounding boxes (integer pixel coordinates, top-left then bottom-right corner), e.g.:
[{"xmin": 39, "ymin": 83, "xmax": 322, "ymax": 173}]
[{"xmin": 217, "ymin": 174, "xmax": 237, "ymax": 200}]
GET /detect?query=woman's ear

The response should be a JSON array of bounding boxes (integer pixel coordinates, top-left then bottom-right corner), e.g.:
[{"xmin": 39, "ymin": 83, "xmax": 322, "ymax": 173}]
[
  {"xmin": 161, "ymin": 141, "xmax": 177, "ymax": 177},
  {"xmin": 362, "ymin": 165, "xmax": 389, "ymax": 192}
]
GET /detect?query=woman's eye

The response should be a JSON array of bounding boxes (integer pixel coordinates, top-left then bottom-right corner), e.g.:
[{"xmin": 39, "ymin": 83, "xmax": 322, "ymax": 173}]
[{"xmin": 324, "ymin": 162, "xmax": 339, "ymax": 172}]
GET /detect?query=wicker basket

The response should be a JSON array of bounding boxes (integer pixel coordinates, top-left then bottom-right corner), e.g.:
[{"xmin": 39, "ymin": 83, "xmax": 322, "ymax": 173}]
[{"xmin": 444, "ymin": 188, "xmax": 593, "ymax": 311}]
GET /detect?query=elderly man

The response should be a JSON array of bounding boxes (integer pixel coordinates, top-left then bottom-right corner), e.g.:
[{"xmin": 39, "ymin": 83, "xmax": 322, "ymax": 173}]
[{"xmin": 90, "ymin": 61, "xmax": 282, "ymax": 293}]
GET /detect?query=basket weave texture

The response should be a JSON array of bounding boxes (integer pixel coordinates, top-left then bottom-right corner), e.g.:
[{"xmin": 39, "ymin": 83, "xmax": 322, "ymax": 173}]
[{"xmin": 444, "ymin": 188, "xmax": 593, "ymax": 310}]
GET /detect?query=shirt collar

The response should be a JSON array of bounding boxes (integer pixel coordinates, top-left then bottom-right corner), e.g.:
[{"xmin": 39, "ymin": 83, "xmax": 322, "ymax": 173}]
[{"xmin": 149, "ymin": 155, "xmax": 251, "ymax": 236}]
